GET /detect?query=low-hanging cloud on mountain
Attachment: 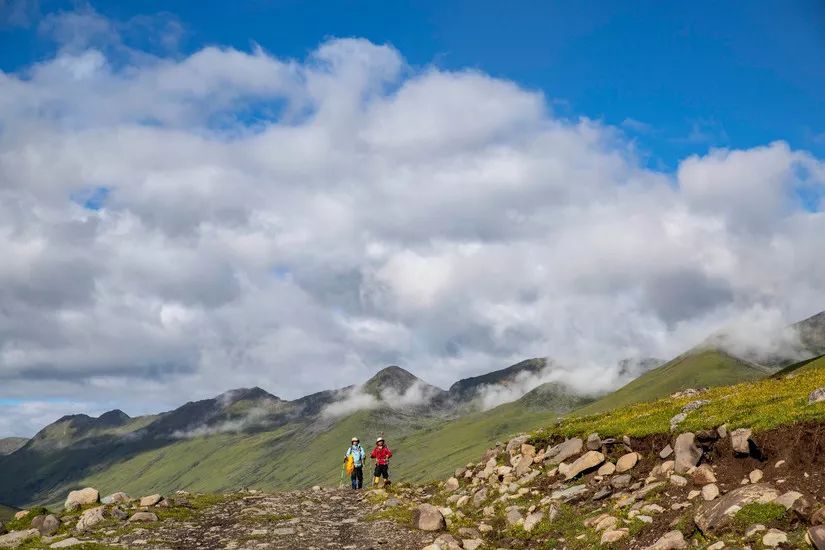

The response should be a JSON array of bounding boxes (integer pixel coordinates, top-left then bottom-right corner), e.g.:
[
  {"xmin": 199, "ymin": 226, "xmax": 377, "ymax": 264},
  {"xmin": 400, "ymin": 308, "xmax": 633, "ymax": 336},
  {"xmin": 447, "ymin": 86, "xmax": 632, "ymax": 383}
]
[
  {"xmin": 321, "ymin": 381, "xmax": 442, "ymax": 418},
  {"xmin": 1, "ymin": 5, "xmax": 825, "ymax": 436}
]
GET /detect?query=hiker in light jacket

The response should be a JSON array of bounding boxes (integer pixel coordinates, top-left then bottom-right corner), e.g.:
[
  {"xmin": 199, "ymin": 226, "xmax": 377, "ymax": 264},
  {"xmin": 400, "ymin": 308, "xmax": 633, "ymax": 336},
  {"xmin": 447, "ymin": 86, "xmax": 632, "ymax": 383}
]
[
  {"xmin": 345, "ymin": 437, "xmax": 366, "ymax": 489},
  {"xmin": 370, "ymin": 436, "xmax": 392, "ymax": 486}
]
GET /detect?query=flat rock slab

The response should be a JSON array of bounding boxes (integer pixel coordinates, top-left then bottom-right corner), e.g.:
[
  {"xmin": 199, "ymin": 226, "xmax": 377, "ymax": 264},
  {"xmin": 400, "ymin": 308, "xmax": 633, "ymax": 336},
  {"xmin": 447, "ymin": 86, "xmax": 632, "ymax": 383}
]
[{"xmin": 694, "ymin": 483, "xmax": 781, "ymax": 533}]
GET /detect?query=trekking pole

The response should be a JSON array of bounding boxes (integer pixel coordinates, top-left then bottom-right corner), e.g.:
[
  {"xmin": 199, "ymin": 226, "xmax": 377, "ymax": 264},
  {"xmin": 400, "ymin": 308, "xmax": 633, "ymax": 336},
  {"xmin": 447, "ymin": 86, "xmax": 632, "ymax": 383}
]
[{"xmin": 339, "ymin": 462, "xmax": 345, "ymax": 489}]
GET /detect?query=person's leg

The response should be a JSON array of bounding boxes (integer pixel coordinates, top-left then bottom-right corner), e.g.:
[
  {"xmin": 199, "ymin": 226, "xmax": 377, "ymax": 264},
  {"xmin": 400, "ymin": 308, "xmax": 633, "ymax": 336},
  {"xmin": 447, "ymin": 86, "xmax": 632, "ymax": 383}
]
[
  {"xmin": 355, "ymin": 466, "xmax": 363, "ymax": 489},
  {"xmin": 350, "ymin": 468, "xmax": 357, "ymax": 489},
  {"xmin": 373, "ymin": 465, "xmax": 381, "ymax": 486},
  {"xmin": 380, "ymin": 464, "xmax": 389, "ymax": 479}
]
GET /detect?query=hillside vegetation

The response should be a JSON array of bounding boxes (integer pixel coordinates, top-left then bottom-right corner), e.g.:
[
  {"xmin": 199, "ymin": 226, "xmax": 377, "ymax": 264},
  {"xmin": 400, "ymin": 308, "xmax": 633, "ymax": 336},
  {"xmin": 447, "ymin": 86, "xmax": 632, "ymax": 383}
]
[
  {"xmin": 544, "ymin": 354, "xmax": 825, "ymax": 439},
  {"xmin": 574, "ymin": 349, "xmax": 771, "ymax": 416}
]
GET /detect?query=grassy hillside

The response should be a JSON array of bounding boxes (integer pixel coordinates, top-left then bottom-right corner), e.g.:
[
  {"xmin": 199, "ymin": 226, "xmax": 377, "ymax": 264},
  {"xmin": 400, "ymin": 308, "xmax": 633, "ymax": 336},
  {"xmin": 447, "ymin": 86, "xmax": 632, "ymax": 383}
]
[
  {"xmin": 0, "ymin": 503, "xmax": 18, "ymax": 522},
  {"xmin": 574, "ymin": 349, "xmax": 770, "ymax": 416},
  {"xmin": 58, "ymin": 391, "xmax": 591, "ymax": 507},
  {"xmin": 535, "ymin": 353, "xmax": 825, "ymax": 439},
  {"xmin": 0, "ymin": 437, "xmax": 28, "ymax": 456}
]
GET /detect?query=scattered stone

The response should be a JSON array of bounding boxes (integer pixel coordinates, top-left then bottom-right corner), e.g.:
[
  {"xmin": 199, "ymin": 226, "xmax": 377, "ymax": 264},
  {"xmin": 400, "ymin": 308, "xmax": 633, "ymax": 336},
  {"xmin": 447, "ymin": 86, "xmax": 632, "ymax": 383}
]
[
  {"xmin": 615, "ymin": 452, "xmax": 638, "ymax": 473},
  {"xmin": 701, "ymin": 484, "xmax": 719, "ymax": 501},
  {"xmin": 101, "ymin": 492, "xmax": 130, "ymax": 505},
  {"xmin": 749, "ymin": 469, "xmax": 763, "ymax": 483},
  {"xmin": 774, "ymin": 490, "xmax": 803, "ymax": 510},
  {"xmin": 13, "ymin": 511, "xmax": 28, "ymax": 521},
  {"xmin": 414, "ymin": 504, "xmax": 445, "ymax": 531},
  {"xmin": 644, "ymin": 530, "xmax": 687, "ymax": 550},
  {"xmin": 76, "ymin": 506, "xmax": 106, "ymax": 531},
  {"xmin": 808, "ymin": 387, "xmax": 825, "ymax": 404},
  {"xmin": 550, "ymin": 484, "xmax": 588, "ymax": 502},
  {"xmin": 0, "ymin": 529, "xmax": 39, "ymax": 548},
  {"xmin": 462, "ymin": 539, "xmax": 483, "ymax": 550},
  {"xmin": 809, "ymin": 525, "xmax": 825, "ymax": 549},
  {"xmin": 64, "ymin": 487, "xmax": 99, "ymax": 511},
  {"xmin": 597, "ymin": 462, "xmax": 615, "ymax": 476},
  {"xmin": 730, "ymin": 427, "xmax": 753, "ymax": 455},
  {"xmin": 669, "ymin": 412, "xmax": 687, "ymax": 431},
  {"xmin": 674, "ymin": 433, "xmax": 702, "ymax": 474},
  {"xmin": 706, "ymin": 543, "xmax": 724, "ymax": 550},
  {"xmin": 669, "ymin": 474, "xmax": 688, "ymax": 487},
  {"xmin": 128, "ymin": 512, "xmax": 158, "ymax": 523},
  {"xmin": 659, "ymin": 445, "xmax": 673, "ymax": 459},
  {"xmin": 762, "ymin": 528, "xmax": 788, "ymax": 547},
  {"xmin": 610, "ymin": 474, "xmax": 632, "ymax": 489},
  {"xmin": 586, "ymin": 433, "xmax": 601, "ymax": 451},
  {"xmin": 444, "ymin": 477, "xmax": 459, "ymax": 492},
  {"xmin": 600, "ymin": 528, "xmax": 628, "ymax": 544},
  {"xmin": 694, "ymin": 483, "xmax": 781, "ymax": 533},
  {"xmin": 692, "ymin": 464, "xmax": 717, "ymax": 485},
  {"xmin": 50, "ymin": 538, "xmax": 83, "ymax": 548},
  {"xmin": 505, "ymin": 508, "xmax": 523, "ymax": 526},
  {"xmin": 523, "ymin": 511, "xmax": 543, "ymax": 532},
  {"xmin": 564, "ymin": 450, "xmax": 605, "ymax": 479},
  {"xmin": 139, "ymin": 494, "xmax": 163, "ymax": 507},
  {"xmin": 38, "ymin": 515, "xmax": 60, "ymax": 536},
  {"xmin": 547, "ymin": 438, "xmax": 583, "ymax": 464}
]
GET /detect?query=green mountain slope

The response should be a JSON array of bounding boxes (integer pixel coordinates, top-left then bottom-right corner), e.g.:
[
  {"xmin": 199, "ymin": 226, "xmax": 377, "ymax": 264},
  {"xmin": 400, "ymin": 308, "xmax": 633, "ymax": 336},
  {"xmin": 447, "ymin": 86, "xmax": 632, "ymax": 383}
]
[
  {"xmin": 574, "ymin": 349, "xmax": 771, "ymax": 416},
  {"xmin": 0, "ymin": 503, "xmax": 18, "ymax": 522}
]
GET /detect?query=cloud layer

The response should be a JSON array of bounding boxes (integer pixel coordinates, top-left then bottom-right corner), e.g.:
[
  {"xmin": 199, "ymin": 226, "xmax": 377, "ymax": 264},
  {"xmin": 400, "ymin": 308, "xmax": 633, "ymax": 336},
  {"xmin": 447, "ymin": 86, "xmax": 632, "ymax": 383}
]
[{"xmin": 1, "ymin": 8, "xmax": 824, "ymax": 436}]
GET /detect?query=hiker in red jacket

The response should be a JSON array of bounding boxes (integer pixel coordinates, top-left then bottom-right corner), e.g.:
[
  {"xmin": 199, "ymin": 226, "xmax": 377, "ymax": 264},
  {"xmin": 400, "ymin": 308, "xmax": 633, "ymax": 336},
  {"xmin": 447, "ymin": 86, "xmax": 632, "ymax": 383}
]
[{"xmin": 370, "ymin": 436, "xmax": 392, "ymax": 486}]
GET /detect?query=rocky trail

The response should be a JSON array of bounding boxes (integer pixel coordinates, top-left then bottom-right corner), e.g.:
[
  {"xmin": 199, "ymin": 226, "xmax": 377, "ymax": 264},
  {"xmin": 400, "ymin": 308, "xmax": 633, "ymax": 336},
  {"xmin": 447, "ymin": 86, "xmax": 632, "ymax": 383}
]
[{"xmin": 0, "ymin": 487, "xmax": 435, "ymax": 550}]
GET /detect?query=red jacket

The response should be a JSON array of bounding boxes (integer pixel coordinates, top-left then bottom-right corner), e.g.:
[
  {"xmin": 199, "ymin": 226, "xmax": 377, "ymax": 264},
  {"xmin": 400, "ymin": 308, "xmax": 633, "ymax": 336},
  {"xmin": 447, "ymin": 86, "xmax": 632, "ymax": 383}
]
[{"xmin": 371, "ymin": 445, "xmax": 392, "ymax": 465}]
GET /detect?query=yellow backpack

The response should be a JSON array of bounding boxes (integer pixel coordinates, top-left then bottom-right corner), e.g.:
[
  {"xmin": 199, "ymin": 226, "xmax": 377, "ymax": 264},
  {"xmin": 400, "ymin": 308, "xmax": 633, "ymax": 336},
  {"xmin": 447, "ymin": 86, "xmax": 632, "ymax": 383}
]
[{"xmin": 345, "ymin": 454, "xmax": 355, "ymax": 475}]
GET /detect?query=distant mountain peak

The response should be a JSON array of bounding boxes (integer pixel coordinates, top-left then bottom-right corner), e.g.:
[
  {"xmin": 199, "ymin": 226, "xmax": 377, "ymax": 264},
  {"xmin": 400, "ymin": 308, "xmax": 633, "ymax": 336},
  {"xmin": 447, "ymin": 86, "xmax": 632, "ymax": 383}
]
[
  {"xmin": 362, "ymin": 366, "xmax": 422, "ymax": 396},
  {"xmin": 448, "ymin": 358, "xmax": 547, "ymax": 403},
  {"xmin": 216, "ymin": 387, "xmax": 280, "ymax": 405}
]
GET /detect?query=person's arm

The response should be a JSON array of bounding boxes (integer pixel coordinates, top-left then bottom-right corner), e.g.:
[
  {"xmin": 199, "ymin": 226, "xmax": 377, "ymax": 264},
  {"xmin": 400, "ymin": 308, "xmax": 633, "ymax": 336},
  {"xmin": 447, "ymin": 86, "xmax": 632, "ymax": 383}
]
[{"xmin": 386, "ymin": 448, "xmax": 393, "ymax": 459}]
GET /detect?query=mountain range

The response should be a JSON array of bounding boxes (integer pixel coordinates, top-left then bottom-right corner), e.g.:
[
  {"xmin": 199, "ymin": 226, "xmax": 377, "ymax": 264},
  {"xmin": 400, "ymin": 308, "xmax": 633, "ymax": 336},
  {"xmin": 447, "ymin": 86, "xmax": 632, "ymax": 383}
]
[{"xmin": 1, "ymin": 309, "xmax": 823, "ymax": 508}]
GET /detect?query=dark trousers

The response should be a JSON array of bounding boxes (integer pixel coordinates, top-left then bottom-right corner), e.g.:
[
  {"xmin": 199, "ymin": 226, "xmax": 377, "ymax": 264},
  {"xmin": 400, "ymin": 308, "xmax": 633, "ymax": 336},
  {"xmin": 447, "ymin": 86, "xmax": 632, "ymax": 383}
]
[
  {"xmin": 374, "ymin": 464, "xmax": 389, "ymax": 479},
  {"xmin": 350, "ymin": 466, "xmax": 363, "ymax": 489}
]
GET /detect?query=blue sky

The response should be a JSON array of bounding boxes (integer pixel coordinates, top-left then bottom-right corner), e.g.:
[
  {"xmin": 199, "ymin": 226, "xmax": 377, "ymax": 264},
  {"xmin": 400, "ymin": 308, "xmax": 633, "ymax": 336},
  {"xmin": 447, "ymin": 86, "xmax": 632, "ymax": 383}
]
[{"xmin": 2, "ymin": 1, "xmax": 824, "ymax": 169}]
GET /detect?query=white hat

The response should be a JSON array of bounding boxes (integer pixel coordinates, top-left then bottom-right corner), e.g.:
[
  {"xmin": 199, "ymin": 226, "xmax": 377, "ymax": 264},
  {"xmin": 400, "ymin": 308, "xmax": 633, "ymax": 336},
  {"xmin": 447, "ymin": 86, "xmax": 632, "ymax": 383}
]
[
  {"xmin": 351, "ymin": 437, "xmax": 359, "ymax": 442},
  {"xmin": 376, "ymin": 436, "xmax": 384, "ymax": 442}
]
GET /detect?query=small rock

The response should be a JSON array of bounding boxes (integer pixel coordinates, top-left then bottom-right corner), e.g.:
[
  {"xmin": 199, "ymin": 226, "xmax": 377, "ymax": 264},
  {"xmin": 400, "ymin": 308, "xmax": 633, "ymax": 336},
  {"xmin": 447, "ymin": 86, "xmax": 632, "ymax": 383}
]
[
  {"xmin": 773, "ymin": 490, "xmax": 802, "ymax": 510},
  {"xmin": 586, "ymin": 433, "xmax": 601, "ymax": 451},
  {"xmin": 523, "ymin": 511, "xmax": 543, "ymax": 532},
  {"xmin": 505, "ymin": 508, "xmax": 523, "ymax": 526},
  {"xmin": 100, "ymin": 492, "xmax": 130, "ymax": 505},
  {"xmin": 128, "ymin": 512, "xmax": 158, "ymax": 523},
  {"xmin": 808, "ymin": 387, "xmax": 825, "ymax": 404},
  {"xmin": 444, "ymin": 477, "xmax": 459, "ymax": 492},
  {"xmin": 717, "ymin": 424, "xmax": 728, "ymax": 438},
  {"xmin": 50, "ymin": 538, "xmax": 83, "ymax": 548},
  {"xmin": 659, "ymin": 445, "xmax": 673, "ymax": 459},
  {"xmin": 76, "ymin": 506, "xmax": 106, "ymax": 531},
  {"xmin": 600, "ymin": 528, "xmax": 628, "ymax": 544},
  {"xmin": 730, "ymin": 427, "xmax": 753, "ymax": 455},
  {"xmin": 462, "ymin": 540, "xmax": 483, "ymax": 550},
  {"xmin": 38, "ymin": 515, "xmax": 60, "ymax": 536},
  {"xmin": 414, "ymin": 504, "xmax": 445, "ymax": 531},
  {"xmin": 669, "ymin": 474, "xmax": 688, "ymax": 487},
  {"xmin": 611, "ymin": 474, "xmax": 632, "ymax": 489},
  {"xmin": 597, "ymin": 462, "xmax": 615, "ymax": 476},
  {"xmin": 701, "ymin": 484, "xmax": 719, "ymax": 501},
  {"xmin": 13, "ymin": 511, "xmax": 29, "ymax": 520},
  {"xmin": 643, "ymin": 530, "xmax": 687, "ymax": 550},
  {"xmin": 0, "ymin": 529, "xmax": 39, "ymax": 547},
  {"xmin": 762, "ymin": 528, "xmax": 788, "ymax": 547},
  {"xmin": 692, "ymin": 464, "xmax": 717, "ymax": 485},
  {"xmin": 615, "ymin": 452, "xmax": 639, "ymax": 473},
  {"xmin": 809, "ymin": 525, "xmax": 825, "ymax": 549},
  {"xmin": 139, "ymin": 494, "xmax": 162, "ymax": 507},
  {"xmin": 546, "ymin": 438, "xmax": 584, "ymax": 464},
  {"xmin": 564, "ymin": 450, "xmax": 604, "ymax": 479},
  {"xmin": 669, "ymin": 412, "xmax": 687, "ymax": 431}
]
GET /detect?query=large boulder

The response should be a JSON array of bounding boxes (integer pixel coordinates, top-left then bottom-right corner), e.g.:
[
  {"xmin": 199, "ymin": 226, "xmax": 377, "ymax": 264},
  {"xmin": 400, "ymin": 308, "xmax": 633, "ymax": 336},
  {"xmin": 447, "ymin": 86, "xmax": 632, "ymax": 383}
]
[
  {"xmin": 413, "ymin": 504, "xmax": 445, "ymax": 531},
  {"xmin": 809, "ymin": 388, "xmax": 825, "ymax": 405},
  {"xmin": 694, "ymin": 483, "xmax": 781, "ymax": 533},
  {"xmin": 64, "ymin": 488, "xmax": 99, "ymax": 512},
  {"xmin": 809, "ymin": 525, "xmax": 825, "ymax": 549},
  {"xmin": 101, "ymin": 492, "xmax": 130, "ymax": 505},
  {"xmin": 674, "ymin": 433, "xmax": 701, "ymax": 474},
  {"xmin": 444, "ymin": 477, "xmax": 459, "ymax": 492},
  {"xmin": 0, "ymin": 529, "xmax": 39, "ymax": 548},
  {"xmin": 546, "ymin": 438, "xmax": 583, "ymax": 464},
  {"xmin": 564, "ymin": 450, "xmax": 604, "ymax": 479}
]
